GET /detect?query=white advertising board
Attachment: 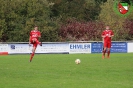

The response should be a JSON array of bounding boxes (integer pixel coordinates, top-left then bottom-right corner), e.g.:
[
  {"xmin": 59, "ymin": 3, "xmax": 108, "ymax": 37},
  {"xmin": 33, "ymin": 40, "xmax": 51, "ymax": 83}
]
[
  {"xmin": 8, "ymin": 43, "xmax": 69, "ymax": 54},
  {"xmin": 8, "ymin": 44, "xmax": 30, "ymax": 54},
  {"xmin": 35, "ymin": 43, "xmax": 69, "ymax": 53},
  {"xmin": 127, "ymin": 43, "xmax": 133, "ymax": 53},
  {"xmin": 0, "ymin": 44, "xmax": 8, "ymax": 52},
  {"xmin": 69, "ymin": 43, "xmax": 91, "ymax": 54}
]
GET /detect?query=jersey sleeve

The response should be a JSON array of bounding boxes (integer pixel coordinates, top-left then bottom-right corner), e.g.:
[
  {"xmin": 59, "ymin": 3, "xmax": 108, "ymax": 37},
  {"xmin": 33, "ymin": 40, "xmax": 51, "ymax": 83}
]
[
  {"xmin": 101, "ymin": 31, "xmax": 105, "ymax": 37},
  {"xmin": 111, "ymin": 30, "xmax": 114, "ymax": 36}
]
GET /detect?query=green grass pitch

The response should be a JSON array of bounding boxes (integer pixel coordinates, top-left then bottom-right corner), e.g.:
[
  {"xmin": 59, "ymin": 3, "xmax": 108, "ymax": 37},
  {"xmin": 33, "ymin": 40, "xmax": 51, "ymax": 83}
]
[{"xmin": 0, "ymin": 53, "xmax": 133, "ymax": 88}]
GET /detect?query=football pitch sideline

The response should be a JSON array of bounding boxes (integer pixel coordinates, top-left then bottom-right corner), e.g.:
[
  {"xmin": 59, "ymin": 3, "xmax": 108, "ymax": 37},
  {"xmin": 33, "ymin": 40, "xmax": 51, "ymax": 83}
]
[{"xmin": 0, "ymin": 53, "xmax": 133, "ymax": 88}]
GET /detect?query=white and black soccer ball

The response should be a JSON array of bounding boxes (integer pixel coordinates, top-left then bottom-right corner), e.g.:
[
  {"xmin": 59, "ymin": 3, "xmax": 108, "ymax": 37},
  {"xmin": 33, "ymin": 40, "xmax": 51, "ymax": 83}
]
[{"xmin": 75, "ymin": 59, "xmax": 81, "ymax": 64}]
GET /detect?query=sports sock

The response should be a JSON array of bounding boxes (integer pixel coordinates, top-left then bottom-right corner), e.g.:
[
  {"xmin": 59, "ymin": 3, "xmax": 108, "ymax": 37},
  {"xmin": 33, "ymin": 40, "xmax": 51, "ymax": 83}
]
[
  {"xmin": 30, "ymin": 53, "xmax": 35, "ymax": 62},
  {"xmin": 102, "ymin": 50, "xmax": 106, "ymax": 56},
  {"xmin": 107, "ymin": 51, "xmax": 110, "ymax": 57}
]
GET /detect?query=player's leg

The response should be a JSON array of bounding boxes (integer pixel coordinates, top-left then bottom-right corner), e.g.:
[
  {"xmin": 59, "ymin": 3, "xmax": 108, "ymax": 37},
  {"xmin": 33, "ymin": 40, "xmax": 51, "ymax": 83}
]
[
  {"xmin": 30, "ymin": 45, "xmax": 37, "ymax": 62},
  {"xmin": 107, "ymin": 42, "xmax": 111, "ymax": 58},
  {"xmin": 36, "ymin": 39, "xmax": 42, "ymax": 46},
  {"xmin": 102, "ymin": 43, "xmax": 107, "ymax": 59},
  {"xmin": 107, "ymin": 48, "xmax": 110, "ymax": 58},
  {"xmin": 102, "ymin": 47, "xmax": 107, "ymax": 59},
  {"xmin": 30, "ymin": 39, "xmax": 37, "ymax": 62}
]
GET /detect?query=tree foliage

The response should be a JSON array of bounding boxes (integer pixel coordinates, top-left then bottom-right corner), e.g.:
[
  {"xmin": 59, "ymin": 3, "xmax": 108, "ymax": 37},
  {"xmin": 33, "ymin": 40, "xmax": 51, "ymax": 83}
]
[
  {"xmin": 59, "ymin": 19, "xmax": 104, "ymax": 41},
  {"xmin": 0, "ymin": 0, "xmax": 58, "ymax": 42},
  {"xmin": 49, "ymin": 0, "xmax": 104, "ymax": 21}
]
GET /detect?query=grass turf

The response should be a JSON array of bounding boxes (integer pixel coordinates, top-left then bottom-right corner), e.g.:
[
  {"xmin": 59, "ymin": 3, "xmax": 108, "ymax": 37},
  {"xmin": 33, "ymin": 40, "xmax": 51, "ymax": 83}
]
[{"xmin": 0, "ymin": 53, "xmax": 133, "ymax": 88}]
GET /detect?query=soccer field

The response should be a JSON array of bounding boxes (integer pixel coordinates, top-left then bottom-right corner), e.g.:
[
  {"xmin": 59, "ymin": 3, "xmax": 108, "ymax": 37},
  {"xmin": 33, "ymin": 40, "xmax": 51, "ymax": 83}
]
[{"xmin": 0, "ymin": 53, "xmax": 133, "ymax": 88}]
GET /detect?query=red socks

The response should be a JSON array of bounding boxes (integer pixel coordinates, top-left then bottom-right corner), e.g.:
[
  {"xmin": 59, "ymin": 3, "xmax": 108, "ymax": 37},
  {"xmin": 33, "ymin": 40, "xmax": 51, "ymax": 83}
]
[
  {"xmin": 107, "ymin": 51, "xmax": 110, "ymax": 57},
  {"xmin": 102, "ymin": 50, "xmax": 110, "ymax": 58},
  {"xmin": 30, "ymin": 53, "xmax": 35, "ymax": 62},
  {"xmin": 102, "ymin": 50, "xmax": 106, "ymax": 56}
]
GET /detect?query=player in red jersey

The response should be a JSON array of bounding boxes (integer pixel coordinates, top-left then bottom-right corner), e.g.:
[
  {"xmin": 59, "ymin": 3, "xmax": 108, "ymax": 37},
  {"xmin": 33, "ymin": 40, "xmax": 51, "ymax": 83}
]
[
  {"xmin": 101, "ymin": 26, "xmax": 114, "ymax": 59},
  {"xmin": 29, "ymin": 26, "xmax": 42, "ymax": 62}
]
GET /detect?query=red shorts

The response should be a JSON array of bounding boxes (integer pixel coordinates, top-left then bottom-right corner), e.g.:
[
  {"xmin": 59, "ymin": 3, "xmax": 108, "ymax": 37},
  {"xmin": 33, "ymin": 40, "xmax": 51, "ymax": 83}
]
[
  {"xmin": 30, "ymin": 38, "xmax": 39, "ymax": 47},
  {"xmin": 104, "ymin": 42, "xmax": 111, "ymax": 48}
]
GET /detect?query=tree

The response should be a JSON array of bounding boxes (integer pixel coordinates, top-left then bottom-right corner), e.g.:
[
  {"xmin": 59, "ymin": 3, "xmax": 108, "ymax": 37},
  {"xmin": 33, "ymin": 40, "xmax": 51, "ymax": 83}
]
[
  {"xmin": 0, "ymin": 0, "xmax": 59, "ymax": 42},
  {"xmin": 49, "ymin": 0, "xmax": 103, "ymax": 21}
]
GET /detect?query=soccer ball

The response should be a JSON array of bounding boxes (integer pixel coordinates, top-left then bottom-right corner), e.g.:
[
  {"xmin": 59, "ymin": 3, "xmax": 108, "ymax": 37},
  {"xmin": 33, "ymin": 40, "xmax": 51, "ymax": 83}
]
[{"xmin": 75, "ymin": 59, "xmax": 81, "ymax": 64}]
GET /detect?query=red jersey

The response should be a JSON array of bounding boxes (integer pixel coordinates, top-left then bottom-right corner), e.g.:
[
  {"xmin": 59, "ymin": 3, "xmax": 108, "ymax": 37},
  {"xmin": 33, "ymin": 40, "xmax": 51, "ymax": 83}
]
[
  {"xmin": 30, "ymin": 30, "xmax": 41, "ymax": 40},
  {"xmin": 102, "ymin": 30, "xmax": 114, "ymax": 42}
]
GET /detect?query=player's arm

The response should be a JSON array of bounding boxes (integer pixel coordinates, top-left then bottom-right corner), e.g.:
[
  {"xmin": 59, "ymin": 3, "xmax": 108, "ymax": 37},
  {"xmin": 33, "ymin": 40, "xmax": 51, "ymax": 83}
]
[
  {"xmin": 101, "ymin": 31, "xmax": 105, "ymax": 38},
  {"xmin": 38, "ymin": 31, "xmax": 41, "ymax": 38},
  {"xmin": 111, "ymin": 31, "xmax": 114, "ymax": 37},
  {"xmin": 109, "ymin": 31, "xmax": 114, "ymax": 37},
  {"xmin": 101, "ymin": 32, "xmax": 105, "ymax": 43},
  {"xmin": 29, "ymin": 36, "xmax": 31, "ymax": 44},
  {"xmin": 110, "ymin": 34, "xmax": 114, "ymax": 37},
  {"xmin": 29, "ymin": 32, "xmax": 32, "ymax": 45}
]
